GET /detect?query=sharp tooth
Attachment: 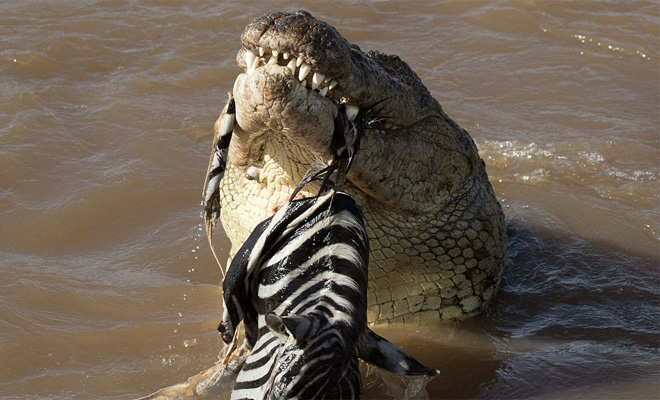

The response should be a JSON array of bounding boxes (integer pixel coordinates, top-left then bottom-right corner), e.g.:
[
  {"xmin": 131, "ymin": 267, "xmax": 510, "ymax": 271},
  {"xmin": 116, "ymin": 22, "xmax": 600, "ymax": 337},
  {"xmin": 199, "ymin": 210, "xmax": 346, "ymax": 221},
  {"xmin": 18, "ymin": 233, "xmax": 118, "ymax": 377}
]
[
  {"xmin": 272, "ymin": 49, "xmax": 279, "ymax": 58},
  {"xmin": 287, "ymin": 59, "xmax": 296, "ymax": 74},
  {"xmin": 345, "ymin": 105, "xmax": 359, "ymax": 121},
  {"xmin": 296, "ymin": 56, "xmax": 303, "ymax": 67},
  {"xmin": 328, "ymin": 79, "xmax": 337, "ymax": 90},
  {"xmin": 259, "ymin": 47, "xmax": 265, "ymax": 57},
  {"xmin": 282, "ymin": 52, "xmax": 290, "ymax": 60},
  {"xmin": 312, "ymin": 72, "xmax": 325, "ymax": 90},
  {"xmin": 268, "ymin": 56, "xmax": 276, "ymax": 65},
  {"xmin": 298, "ymin": 63, "xmax": 311, "ymax": 81},
  {"xmin": 245, "ymin": 51, "xmax": 256, "ymax": 70},
  {"xmin": 319, "ymin": 87, "xmax": 328, "ymax": 97},
  {"xmin": 250, "ymin": 55, "xmax": 260, "ymax": 71}
]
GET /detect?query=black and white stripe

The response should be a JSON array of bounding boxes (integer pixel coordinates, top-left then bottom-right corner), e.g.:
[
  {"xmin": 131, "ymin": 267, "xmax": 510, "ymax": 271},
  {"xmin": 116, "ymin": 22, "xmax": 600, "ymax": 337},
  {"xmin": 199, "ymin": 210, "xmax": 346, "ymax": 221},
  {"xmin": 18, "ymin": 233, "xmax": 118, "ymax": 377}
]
[
  {"xmin": 215, "ymin": 99, "xmax": 437, "ymax": 400},
  {"xmin": 219, "ymin": 190, "xmax": 369, "ymax": 399},
  {"xmin": 202, "ymin": 95, "xmax": 235, "ymax": 222},
  {"xmin": 202, "ymin": 95, "xmax": 235, "ymax": 273},
  {"xmin": 219, "ymin": 190, "xmax": 438, "ymax": 400}
]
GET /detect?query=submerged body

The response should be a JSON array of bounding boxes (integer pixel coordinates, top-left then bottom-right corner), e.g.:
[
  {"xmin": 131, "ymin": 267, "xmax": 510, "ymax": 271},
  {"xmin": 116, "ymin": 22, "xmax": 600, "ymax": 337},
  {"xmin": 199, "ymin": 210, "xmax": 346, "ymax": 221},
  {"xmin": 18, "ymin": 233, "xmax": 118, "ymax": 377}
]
[{"xmin": 214, "ymin": 11, "xmax": 506, "ymax": 323}]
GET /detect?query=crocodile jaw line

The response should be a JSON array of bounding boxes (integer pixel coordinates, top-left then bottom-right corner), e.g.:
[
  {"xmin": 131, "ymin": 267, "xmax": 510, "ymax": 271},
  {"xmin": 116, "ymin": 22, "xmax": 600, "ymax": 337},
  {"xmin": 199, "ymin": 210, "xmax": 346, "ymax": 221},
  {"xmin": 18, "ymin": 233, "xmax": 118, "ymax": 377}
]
[{"xmin": 239, "ymin": 46, "xmax": 359, "ymax": 120}]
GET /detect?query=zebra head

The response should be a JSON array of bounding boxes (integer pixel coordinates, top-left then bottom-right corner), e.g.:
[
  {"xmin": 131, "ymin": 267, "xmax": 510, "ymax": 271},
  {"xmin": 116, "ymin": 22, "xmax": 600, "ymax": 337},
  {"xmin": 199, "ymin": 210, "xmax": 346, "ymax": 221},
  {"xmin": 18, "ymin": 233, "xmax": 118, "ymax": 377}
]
[
  {"xmin": 263, "ymin": 312, "xmax": 363, "ymax": 399},
  {"xmin": 260, "ymin": 311, "xmax": 439, "ymax": 399}
]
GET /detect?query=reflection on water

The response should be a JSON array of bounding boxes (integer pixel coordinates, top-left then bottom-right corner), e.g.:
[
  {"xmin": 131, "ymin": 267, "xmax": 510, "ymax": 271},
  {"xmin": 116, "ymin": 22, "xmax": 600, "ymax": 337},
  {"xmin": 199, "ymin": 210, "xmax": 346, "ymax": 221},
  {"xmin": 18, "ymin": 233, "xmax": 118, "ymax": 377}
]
[{"xmin": 0, "ymin": 1, "xmax": 658, "ymax": 399}]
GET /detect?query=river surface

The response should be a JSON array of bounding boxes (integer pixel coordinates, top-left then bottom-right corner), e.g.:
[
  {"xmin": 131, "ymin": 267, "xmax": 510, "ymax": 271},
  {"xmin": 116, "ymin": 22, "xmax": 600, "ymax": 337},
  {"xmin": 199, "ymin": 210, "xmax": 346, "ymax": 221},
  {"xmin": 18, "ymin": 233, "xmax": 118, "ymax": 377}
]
[{"xmin": 1, "ymin": 1, "xmax": 658, "ymax": 399}]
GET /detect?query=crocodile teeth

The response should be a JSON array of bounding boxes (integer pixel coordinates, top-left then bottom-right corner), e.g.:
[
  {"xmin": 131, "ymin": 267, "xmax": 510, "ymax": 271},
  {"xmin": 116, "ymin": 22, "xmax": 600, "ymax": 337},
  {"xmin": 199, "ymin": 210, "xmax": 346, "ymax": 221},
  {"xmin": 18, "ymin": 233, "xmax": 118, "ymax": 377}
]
[
  {"xmin": 345, "ymin": 105, "xmax": 359, "ymax": 121},
  {"xmin": 311, "ymin": 72, "xmax": 325, "ymax": 90},
  {"xmin": 245, "ymin": 51, "xmax": 256, "ymax": 71},
  {"xmin": 243, "ymin": 47, "xmax": 343, "ymax": 102},
  {"xmin": 298, "ymin": 63, "xmax": 311, "ymax": 82},
  {"xmin": 251, "ymin": 56, "xmax": 260, "ymax": 71},
  {"xmin": 286, "ymin": 59, "xmax": 296, "ymax": 74}
]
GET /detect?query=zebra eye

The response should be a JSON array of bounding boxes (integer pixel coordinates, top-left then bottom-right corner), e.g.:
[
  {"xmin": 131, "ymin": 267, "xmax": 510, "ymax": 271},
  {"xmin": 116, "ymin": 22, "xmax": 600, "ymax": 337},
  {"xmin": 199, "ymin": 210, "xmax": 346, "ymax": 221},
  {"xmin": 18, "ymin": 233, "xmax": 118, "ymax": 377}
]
[
  {"xmin": 266, "ymin": 312, "xmax": 291, "ymax": 339},
  {"xmin": 275, "ymin": 322, "xmax": 287, "ymax": 335}
]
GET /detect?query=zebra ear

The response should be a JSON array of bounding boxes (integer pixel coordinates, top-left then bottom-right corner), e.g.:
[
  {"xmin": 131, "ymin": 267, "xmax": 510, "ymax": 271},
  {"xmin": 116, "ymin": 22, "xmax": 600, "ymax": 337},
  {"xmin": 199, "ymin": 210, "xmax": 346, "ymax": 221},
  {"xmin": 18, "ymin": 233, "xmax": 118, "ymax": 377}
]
[
  {"xmin": 358, "ymin": 329, "xmax": 439, "ymax": 376},
  {"xmin": 265, "ymin": 312, "xmax": 314, "ymax": 343}
]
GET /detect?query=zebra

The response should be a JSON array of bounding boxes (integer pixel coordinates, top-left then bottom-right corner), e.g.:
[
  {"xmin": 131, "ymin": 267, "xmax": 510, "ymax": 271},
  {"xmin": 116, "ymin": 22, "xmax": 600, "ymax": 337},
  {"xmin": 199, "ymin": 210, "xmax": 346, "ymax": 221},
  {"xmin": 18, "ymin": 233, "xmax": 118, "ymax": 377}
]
[
  {"xmin": 216, "ymin": 104, "xmax": 438, "ymax": 399},
  {"xmin": 202, "ymin": 93, "xmax": 235, "ymax": 274}
]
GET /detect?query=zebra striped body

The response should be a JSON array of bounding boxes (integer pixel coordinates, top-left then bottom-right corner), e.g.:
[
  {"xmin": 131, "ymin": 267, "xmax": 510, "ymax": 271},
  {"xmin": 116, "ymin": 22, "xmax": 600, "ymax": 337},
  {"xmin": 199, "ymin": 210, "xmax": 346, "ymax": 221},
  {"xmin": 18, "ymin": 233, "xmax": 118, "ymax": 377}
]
[
  {"xmin": 219, "ymin": 190, "xmax": 438, "ymax": 400},
  {"xmin": 215, "ymin": 96, "xmax": 436, "ymax": 399},
  {"xmin": 220, "ymin": 190, "xmax": 368, "ymax": 399}
]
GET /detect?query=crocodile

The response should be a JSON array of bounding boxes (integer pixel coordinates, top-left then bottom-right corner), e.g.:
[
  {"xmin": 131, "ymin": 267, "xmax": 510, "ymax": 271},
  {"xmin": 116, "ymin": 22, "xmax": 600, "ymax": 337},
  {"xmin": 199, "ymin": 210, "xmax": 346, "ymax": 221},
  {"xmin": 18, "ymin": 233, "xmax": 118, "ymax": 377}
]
[{"xmin": 212, "ymin": 10, "xmax": 506, "ymax": 325}]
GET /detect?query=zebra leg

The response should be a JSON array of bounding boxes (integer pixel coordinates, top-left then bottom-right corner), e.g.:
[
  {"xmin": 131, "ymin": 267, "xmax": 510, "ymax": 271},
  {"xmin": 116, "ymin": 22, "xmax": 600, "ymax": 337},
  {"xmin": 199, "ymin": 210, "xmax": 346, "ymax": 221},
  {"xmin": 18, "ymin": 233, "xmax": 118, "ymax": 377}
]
[
  {"xmin": 202, "ymin": 93, "xmax": 235, "ymax": 274},
  {"xmin": 218, "ymin": 242, "xmax": 250, "ymax": 344},
  {"xmin": 218, "ymin": 216, "xmax": 272, "ymax": 345},
  {"xmin": 358, "ymin": 328, "xmax": 439, "ymax": 376}
]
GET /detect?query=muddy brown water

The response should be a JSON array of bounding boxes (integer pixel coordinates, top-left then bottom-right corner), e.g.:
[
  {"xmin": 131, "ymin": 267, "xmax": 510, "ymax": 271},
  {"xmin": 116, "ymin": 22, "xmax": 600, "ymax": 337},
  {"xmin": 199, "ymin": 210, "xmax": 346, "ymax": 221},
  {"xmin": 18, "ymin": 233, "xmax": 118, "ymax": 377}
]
[{"xmin": 1, "ymin": 1, "xmax": 658, "ymax": 399}]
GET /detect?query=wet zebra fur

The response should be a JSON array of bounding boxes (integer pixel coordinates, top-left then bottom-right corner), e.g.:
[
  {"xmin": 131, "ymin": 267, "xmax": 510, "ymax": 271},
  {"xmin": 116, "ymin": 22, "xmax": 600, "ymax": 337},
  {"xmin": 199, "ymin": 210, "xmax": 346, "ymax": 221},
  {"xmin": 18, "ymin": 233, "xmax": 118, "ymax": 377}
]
[
  {"xmin": 202, "ymin": 94, "xmax": 235, "ymax": 274},
  {"xmin": 216, "ymin": 104, "xmax": 438, "ymax": 399},
  {"xmin": 219, "ymin": 189, "xmax": 438, "ymax": 400},
  {"xmin": 202, "ymin": 94, "xmax": 234, "ymax": 221},
  {"xmin": 220, "ymin": 190, "xmax": 368, "ymax": 399}
]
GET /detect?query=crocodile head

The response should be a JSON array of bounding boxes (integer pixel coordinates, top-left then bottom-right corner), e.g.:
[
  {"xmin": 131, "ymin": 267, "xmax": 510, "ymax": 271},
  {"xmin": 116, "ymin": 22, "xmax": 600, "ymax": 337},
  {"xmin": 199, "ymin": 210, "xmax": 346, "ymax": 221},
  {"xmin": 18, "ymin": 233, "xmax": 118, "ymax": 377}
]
[{"xmin": 230, "ymin": 10, "xmax": 450, "ymax": 190}]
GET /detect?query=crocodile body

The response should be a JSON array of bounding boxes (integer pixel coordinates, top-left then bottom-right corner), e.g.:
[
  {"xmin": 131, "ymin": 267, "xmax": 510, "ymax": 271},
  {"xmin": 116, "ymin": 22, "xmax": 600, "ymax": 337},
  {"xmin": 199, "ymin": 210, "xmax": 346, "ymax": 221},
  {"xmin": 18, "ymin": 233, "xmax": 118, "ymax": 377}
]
[{"xmin": 214, "ymin": 10, "xmax": 506, "ymax": 324}]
